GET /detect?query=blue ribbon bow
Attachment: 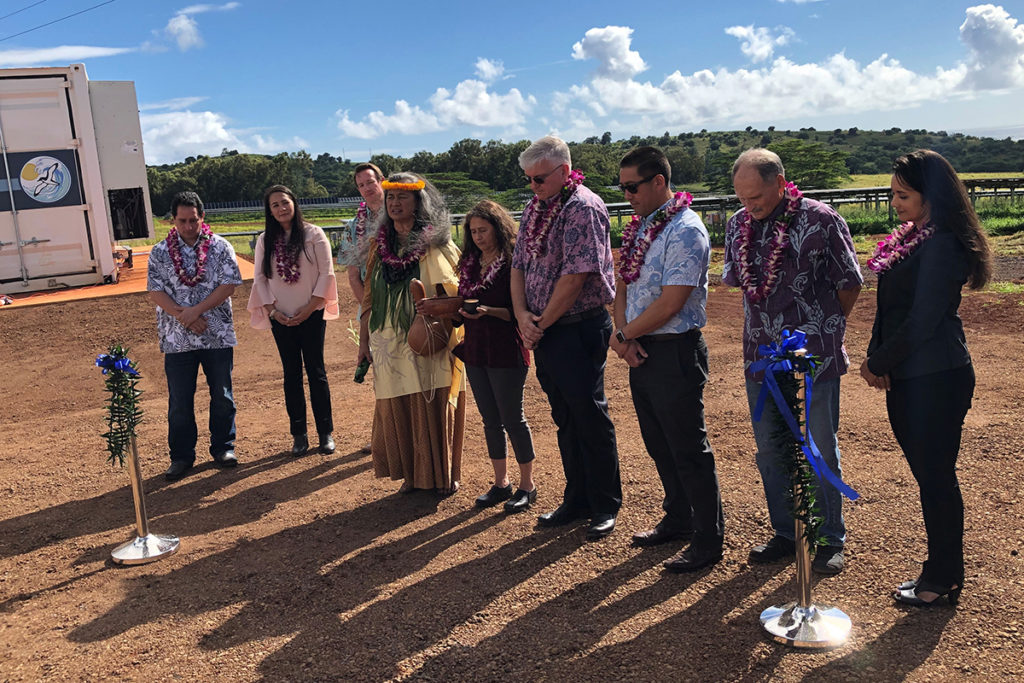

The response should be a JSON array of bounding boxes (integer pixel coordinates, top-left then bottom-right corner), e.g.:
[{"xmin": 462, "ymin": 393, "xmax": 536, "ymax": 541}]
[{"xmin": 749, "ymin": 329, "xmax": 859, "ymax": 501}]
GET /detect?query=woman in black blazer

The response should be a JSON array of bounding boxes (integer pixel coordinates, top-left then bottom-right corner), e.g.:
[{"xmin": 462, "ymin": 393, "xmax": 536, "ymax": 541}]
[{"xmin": 860, "ymin": 149, "xmax": 991, "ymax": 607}]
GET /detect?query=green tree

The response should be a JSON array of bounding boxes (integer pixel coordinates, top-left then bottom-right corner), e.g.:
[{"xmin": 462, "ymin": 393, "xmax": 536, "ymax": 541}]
[{"xmin": 768, "ymin": 139, "xmax": 850, "ymax": 189}]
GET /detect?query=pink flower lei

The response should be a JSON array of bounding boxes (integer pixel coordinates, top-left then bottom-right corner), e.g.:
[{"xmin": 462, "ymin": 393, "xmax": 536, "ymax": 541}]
[
  {"xmin": 274, "ymin": 233, "xmax": 302, "ymax": 284},
  {"xmin": 458, "ymin": 252, "xmax": 505, "ymax": 297},
  {"xmin": 166, "ymin": 223, "xmax": 213, "ymax": 287},
  {"xmin": 735, "ymin": 182, "xmax": 803, "ymax": 302},
  {"xmin": 618, "ymin": 191, "xmax": 693, "ymax": 284},
  {"xmin": 376, "ymin": 223, "xmax": 439, "ymax": 269},
  {"xmin": 867, "ymin": 221, "xmax": 935, "ymax": 274},
  {"xmin": 520, "ymin": 169, "xmax": 586, "ymax": 260},
  {"xmin": 355, "ymin": 202, "xmax": 368, "ymax": 239}
]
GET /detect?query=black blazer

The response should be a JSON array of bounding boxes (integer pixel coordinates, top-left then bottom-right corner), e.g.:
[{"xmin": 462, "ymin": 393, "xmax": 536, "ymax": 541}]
[{"xmin": 866, "ymin": 229, "xmax": 971, "ymax": 380}]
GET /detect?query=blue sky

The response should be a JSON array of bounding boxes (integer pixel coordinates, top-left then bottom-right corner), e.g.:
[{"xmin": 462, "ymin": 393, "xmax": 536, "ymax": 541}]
[{"xmin": 3, "ymin": 0, "xmax": 1023, "ymax": 164}]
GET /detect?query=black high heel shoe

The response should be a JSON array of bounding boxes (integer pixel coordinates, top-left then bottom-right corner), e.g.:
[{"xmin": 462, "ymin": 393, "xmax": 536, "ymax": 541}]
[{"xmin": 893, "ymin": 580, "xmax": 962, "ymax": 607}]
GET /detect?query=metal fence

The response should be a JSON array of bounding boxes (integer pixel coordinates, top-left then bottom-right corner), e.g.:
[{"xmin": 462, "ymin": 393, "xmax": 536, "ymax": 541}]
[{"xmin": 215, "ymin": 177, "xmax": 1024, "ymax": 249}]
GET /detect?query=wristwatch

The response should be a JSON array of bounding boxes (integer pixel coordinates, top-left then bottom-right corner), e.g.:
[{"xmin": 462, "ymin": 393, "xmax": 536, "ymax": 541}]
[{"xmin": 615, "ymin": 329, "xmax": 628, "ymax": 344}]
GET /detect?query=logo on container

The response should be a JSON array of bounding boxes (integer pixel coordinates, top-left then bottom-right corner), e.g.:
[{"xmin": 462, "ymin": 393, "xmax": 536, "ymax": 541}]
[{"xmin": 20, "ymin": 156, "xmax": 72, "ymax": 203}]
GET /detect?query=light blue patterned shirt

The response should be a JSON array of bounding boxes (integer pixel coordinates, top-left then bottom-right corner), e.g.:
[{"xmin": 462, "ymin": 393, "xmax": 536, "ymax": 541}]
[
  {"xmin": 147, "ymin": 233, "xmax": 242, "ymax": 353},
  {"xmin": 625, "ymin": 202, "xmax": 710, "ymax": 334}
]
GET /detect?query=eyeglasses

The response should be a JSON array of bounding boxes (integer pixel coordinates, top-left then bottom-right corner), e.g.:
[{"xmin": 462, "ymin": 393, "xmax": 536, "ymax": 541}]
[
  {"xmin": 619, "ymin": 174, "xmax": 659, "ymax": 194},
  {"xmin": 525, "ymin": 165, "xmax": 564, "ymax": 185}
]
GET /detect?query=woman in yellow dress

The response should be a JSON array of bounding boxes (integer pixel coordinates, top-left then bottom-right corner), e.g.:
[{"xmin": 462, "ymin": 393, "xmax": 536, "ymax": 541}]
[{"xmin": 357, "ymin": 172, "xmax": 465, "ymax": 494}]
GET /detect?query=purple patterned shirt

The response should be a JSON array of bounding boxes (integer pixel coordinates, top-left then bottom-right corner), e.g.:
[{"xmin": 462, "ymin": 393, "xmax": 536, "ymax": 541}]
[
  {"xmin": 722, "ymin": 197, "xmax": 863, "ymax": 381},
  {"xmin": 511, "ymin": 184, "xmax": 615, "ymax": 316}
]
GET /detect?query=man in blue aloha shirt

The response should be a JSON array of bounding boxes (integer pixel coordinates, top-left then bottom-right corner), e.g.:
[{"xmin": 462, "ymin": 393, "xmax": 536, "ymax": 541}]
[
  {"xmin": 611, "ymin": 146, "xmax": 724, "ymax": 572},
  {"xmin": 723, "ymin": 148, "xmax": 862, "ymax": 575},
  {"xmin": 147, "ymin": 191, "xmax": 243, "ymax": 481}
]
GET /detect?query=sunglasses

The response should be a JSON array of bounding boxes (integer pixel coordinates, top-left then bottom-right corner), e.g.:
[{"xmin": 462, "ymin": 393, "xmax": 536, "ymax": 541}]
[
  {"xmin": 525, "ymin": 165, "xmax": 564, "ymax": 185},
  {"xmin": 619, "ymin": 174, "xmax": 659, "ymax": 194}
]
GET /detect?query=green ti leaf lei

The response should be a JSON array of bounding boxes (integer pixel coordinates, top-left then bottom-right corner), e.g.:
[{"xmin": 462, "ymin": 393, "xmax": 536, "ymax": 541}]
[{"xmin": 95, "ymin": 344, "xmax": 143, "ymax": 467}]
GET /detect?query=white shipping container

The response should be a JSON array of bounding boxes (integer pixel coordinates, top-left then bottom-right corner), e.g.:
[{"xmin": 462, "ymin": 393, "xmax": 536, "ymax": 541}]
[{"xmin": 0, "ymin": 63, "xmax": 153, "ymax": 293}]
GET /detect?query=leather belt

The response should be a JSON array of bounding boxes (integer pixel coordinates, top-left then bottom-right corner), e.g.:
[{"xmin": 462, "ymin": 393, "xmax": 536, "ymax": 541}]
[{"xmin": 553, "ymin": 306, "xmax": 605, "ymax": 326}]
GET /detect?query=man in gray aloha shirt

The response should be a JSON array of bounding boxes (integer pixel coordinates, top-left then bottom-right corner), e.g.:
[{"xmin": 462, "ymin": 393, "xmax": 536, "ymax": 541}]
[
  {"xmin": 147, "ymin": 191, "xmax": 242, "ymax": 481},
  {"xmin": 722, "ymin": 148, "xmax": 862, "ymax": 575}
]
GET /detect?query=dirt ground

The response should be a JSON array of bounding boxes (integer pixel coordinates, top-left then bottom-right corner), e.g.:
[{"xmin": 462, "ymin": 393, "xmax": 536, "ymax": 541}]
[{"xmin": 1, "ymin": 274, "xmax": 1022, "ymax": 682}]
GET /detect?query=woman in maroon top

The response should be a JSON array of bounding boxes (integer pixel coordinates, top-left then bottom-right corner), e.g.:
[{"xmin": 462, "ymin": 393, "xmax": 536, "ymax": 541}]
[{"xmin": 454, "ymin": 200, "xmax": 538, "ymax": 513}]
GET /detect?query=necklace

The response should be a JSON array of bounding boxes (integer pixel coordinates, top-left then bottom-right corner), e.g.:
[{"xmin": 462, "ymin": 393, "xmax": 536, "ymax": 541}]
[
  {"xmin": 735, "ymin": 182, "xmax": 803, "ymax": 302},
  {"xmin": 355, "ymin": 202, "xmax": 368, "ymax": 238},
  {"xmin": 520, "ymin": 169, "xmax": 585, "ymax": 260},
  {"xmin": 166, "ymin": 224, "xmax": 213, "ymax": 287},
  {"xmin": 377, "ymin": 223, "xmax": 437, "ymax": 270},
  {"xmin": 867, "ymin": 221, "xmax": 935, "ymax": 274},
  {"xmin": 459, "ymin": 252, "xmax": 505, "ymax": 297},
  {"xmin": 619, "ymin": 192, "xmax": 692, "ymax": 284},
  {"xmin": 274, "ymin": 232, "xmax": 302, "ymax": 284}
]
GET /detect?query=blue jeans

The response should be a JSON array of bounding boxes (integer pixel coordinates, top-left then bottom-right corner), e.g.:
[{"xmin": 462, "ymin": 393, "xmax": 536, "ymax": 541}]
[
  {"xmin": 745, "ymin": 376, "xmax": 846, "ymax": 547},
  {"xmin": 165, "ymin": 347, "xmax": 236, "ymax": 463}
]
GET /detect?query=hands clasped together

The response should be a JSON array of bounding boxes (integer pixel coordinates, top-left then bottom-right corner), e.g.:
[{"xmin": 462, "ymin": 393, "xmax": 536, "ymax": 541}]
[{"xmin": 859, "ymin": 358, "xmax": 891, "ymax": 390}]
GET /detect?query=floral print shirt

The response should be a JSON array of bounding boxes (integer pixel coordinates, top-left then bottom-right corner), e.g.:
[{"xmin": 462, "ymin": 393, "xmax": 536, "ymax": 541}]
[
  {"xmin": 147, "ymin": 233, "xmax": 242, "ymax": 354},
  {"xmin": 625, "ymin": 203, "xmax": 710, "ymax": 334},
  {"xmin": 511, "ymin": 184, "xmax": 615, "ymax": 316},
  {"xmin": 722, "ymin": 197, "xmax": 863, "ymax": 381}
]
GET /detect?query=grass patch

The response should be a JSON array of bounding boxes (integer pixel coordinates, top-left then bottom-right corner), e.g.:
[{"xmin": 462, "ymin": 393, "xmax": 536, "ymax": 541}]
[
  {"xmin": 842, "ymin": 171, "xmax": 1023, "ymax": 189},
  {"xmin": 984, "ymin": 281, "xmax": 1024, "ymax": 294}
]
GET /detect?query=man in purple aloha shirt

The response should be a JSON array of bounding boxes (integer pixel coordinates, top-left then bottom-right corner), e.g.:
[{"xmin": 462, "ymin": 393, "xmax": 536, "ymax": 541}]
[
  {"xmin": 723, "ymin": 148, "xmax": 862, "ymax": 575},
  {"xmin": 511, "ymin": 135, "xmax": 621, "ymax": 541}
]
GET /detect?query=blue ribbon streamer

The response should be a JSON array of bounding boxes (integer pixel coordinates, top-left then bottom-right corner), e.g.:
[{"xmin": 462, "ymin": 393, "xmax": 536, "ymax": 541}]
[{"xmin": 750, "ymin": 330, "xmax": 859, "ymax": 501}]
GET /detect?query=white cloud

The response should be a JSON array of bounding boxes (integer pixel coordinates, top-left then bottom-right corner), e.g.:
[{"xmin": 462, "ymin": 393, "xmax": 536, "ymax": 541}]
[
  {"xmin": 724, "ymin": 24, "xmax": 794, "ymax": 63},
  {"xmin": 140, "ymin": 109, "xmax": 306, "ymax": 164},
  {"xmin": 179, "ymin": 2, "xmax": 241, "ymax": 14},
  {"xmin": 561, "ymin": 6, "xmax": 1022, "ymax": 131},
  {"xmin": 960, "ymin": 3, "xmax": 1024, "ymax": 89},
  {"xmin": 336, "ymin": 73, "xmax": 536, "ymax": 139},
  {"xmin": 571, "ymin": 26, "xmax": 647, "ymax": 80},
  {"xmin": 139, "ymin": 96, "xmax": 208, "ymax": 111},
  {"xmin": 474, "ymin": 58, "xmax": 505, "ymax": 83},
  {"xmin": 166, "ymin": 14, "xmax": 202, "ymax": 50},
  {"xmin": 0, "ymin": 45, "xmax": 134, "ymax": 67}
]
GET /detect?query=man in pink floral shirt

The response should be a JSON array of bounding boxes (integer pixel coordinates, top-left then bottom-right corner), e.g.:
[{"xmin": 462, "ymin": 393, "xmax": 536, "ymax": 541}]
[
  {"xmin": 722, "ymin": 148, "xmax": 862, "ymax": 575},
  {"xmin": 511, "ymin": 135, "xmax": 621, "ymax": 541}
]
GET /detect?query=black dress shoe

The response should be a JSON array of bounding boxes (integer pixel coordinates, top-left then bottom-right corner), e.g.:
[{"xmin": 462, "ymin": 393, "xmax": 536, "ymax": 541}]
[
  {"xmin": 748, "ymin": 535, "xmax": 796, "ymax": 564},
  {"xmin": 586, "ymin": 514, "xmax": 616, "ymax": 541},
  {"xmin": 812, "ymin": 545, "xmax": 845, "ymax": 575},
  {"xmin": 537, "ymin": 503, "xmax": 586, "ymax": 528},
  {"xmin": 164, "ymin": 460, "xmax": 194, "ymax": 481},
  {"xmin": 318, "ymin": 433, "xmax": 336, "ymax": 455},
  {"xmin": 504, "ymin": 487, "xmax": 537, "ymax": 514},
  {"xmin": 291, "ymin": 434, "xmax": 309, "ymax": 456},
  {"xmin": 212, "ymin": 450, "xmax": 237, "ymax": 468},
  {"xmin": 663, "ymin": 545, "xmax": 723, "ymax": 572},
  {"xmin": 475, "ymin": 484, "xmax": 513, "ymax": 508},
  {"xmin": 632, "ymin": 523, "xmax": 693, "ymax": 547}
]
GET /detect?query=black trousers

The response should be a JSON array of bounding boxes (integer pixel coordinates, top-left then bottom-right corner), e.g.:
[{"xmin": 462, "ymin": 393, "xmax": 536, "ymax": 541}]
[
  {"xmin": 886, "ymin": 363, "xmax": 975, "ymax": 587},
  {"xmin": 629, "ymin": 331, "xmax": 724, "ymax": 549},
  {"xmin": 270, "ymin": 308, "xmax": 334, "ymax": 437},
  {"xmin": 533, "ymin": 309, "xmax": 622, "ymax": 516}
]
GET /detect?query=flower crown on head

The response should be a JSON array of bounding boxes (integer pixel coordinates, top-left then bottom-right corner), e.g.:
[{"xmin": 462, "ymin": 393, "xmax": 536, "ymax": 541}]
[{"xmin": 381, "ymin": 179, "xmax": 425, "ymax": 191}]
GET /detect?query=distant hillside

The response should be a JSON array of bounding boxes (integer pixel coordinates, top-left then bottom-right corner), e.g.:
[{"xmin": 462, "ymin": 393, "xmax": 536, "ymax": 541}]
[{"xmin": 146, "ymin": 128, "xmax": 1024, "ymax": 213}]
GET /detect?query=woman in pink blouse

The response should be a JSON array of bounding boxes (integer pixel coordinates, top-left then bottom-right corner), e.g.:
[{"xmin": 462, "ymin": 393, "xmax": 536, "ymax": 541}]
[{"xmin": 247, "ymin": 185, "xmax": 340, "ymax": 456}]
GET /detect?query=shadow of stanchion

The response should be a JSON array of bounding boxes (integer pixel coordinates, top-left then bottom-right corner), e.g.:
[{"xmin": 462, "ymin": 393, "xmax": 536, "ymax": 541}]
[
  {"xmin": 799, "ymin": 607, "xmax": 956, "ymax": 681},
  {"xmin": 0, "ymin": 449, "xmax": 371, "ymax": 562}
]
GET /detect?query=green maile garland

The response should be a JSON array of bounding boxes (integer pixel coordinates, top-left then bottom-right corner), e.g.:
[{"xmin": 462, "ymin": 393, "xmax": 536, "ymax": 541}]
[{"xmin": 95, "ymin": 344, "xmax": 143, "ymax": 467}]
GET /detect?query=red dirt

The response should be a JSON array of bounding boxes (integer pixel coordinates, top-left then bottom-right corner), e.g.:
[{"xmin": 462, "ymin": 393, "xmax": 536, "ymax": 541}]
[{"xmin": 1, "ymin": 279, "xmax": 1022, "ymax": 681}]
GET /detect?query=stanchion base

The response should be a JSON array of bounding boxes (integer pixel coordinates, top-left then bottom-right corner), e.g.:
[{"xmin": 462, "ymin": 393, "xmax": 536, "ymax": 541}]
[
  {"xmin": 760, "ymin": 601, "xmax": 851, "ymax": 649},
  {"xmin": 111, "ymin": 534, "xmax": 180, "ymax": 565}
]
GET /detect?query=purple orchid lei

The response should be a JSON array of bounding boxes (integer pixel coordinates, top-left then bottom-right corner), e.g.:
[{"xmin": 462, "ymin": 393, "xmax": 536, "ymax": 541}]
[
  {"xmin": 458, "ymin": 252, "xmax": 505, "ymax": 297},
  {"xmin": 520, "ymin": 169, "xmax": 586, "ymax": 260},
  {"xmin": 273, "ymin": 234, "xmax": 302, "ymax": 284},
  {"xmin": 618, "ymin": 191, "xmax": 693, "ymax": 284},
  {"xmin": 166, "ymin": 223, "xmax": 213, "ymax": 287},
  {"xmin": 376, "ymin": 223, "xmax": 440, "ymax": 269},
  {"xmin": 736, "ymin": 182, "xmax": 803, "ymax": 303},
  {"xmin": 355, "ymin": 202, "xmax": 368, "ymax": 239},
  {"xmin": 867, "ymin": 221, "xmax": 935, "ymax": 274}
]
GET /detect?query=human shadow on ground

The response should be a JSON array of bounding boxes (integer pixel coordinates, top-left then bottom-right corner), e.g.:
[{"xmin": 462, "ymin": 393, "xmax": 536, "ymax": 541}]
[
  {"xmin": 412, "ymin": 556, "xmax": 792, "ymax": 681},
  {"xmin": 800, "ymin": 606, "xmax": 955, "ymax": 680},
  {"xmin": 0, "ymin": 449, "xmax": 369, "ymax": 562}
]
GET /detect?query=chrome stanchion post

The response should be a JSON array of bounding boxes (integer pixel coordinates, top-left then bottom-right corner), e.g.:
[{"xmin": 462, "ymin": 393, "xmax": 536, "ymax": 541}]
[
  {"xmin": 110, "ymin": 436, "xmax": 180, "ymax": 565},
  {"xmin": 760, "ymin": 351, "xmax": 851, "ymax": 648}
]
